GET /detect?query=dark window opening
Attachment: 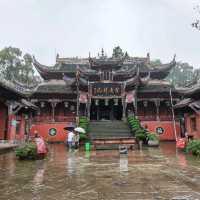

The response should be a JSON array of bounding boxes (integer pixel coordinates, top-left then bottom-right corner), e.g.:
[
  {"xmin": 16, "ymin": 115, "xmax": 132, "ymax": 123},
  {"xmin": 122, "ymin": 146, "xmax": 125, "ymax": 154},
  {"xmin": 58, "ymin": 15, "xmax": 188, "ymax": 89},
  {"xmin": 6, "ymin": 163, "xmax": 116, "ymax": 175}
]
[{"xmin": 191, "ymin": 117, "xmax": 197, "ymax": 131}]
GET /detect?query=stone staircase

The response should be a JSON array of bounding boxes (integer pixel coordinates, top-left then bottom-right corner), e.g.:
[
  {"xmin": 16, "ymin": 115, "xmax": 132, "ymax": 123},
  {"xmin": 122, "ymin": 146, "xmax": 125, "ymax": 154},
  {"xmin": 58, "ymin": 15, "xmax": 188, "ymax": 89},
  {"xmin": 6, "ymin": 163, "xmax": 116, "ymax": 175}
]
[{"xmin": 89, "ymin": 120, "xmax": 136, "ymax": 150}]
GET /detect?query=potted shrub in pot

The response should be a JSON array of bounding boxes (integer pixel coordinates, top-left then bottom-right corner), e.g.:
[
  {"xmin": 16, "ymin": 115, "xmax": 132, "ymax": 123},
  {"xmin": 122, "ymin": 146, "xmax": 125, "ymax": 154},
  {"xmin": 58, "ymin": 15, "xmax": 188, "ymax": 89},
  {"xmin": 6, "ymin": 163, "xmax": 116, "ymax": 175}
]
[
  {"xmin": 147, "ymin": 133, "xmax": 159, "ymax": 147},
  {"xmin": 135, "ymin": 128, "xmax": 147, "ymax": 149},
  {"xmin": 15, "ymin": 142, "xmax": 38, "ymax": 160}
]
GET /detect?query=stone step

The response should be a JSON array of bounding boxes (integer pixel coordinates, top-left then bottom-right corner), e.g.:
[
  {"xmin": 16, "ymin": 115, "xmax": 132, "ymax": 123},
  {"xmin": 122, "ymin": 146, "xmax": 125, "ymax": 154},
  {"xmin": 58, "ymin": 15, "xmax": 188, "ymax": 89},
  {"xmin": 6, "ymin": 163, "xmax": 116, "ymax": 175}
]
[
  {"xmin": 90, "ymin": 122, "xmax": 129, "ymax": 128},
  {"xmin": 89, "ymin": 129, "xmax": 131, "ymax": 133},
  {"xmin": 90, "ymin": 120, "xmax": 126, "ymax": 123},
  {"xmin": 90, "ymin": 123, "xmax": 128, "ymax": 127},
  {"xmin": 95, "ymin": 144, "xmax": 119, "ymax": 150},
  {"xmin": 90, "ymin": 121, "xmax": 127, "ymax": 125},
  {"xmin": 90, "ymin": 133, "xmax": 131, "ymax": 137},
  {"xmin": 90, "ymin": 126, "xmax": 129, "ymax": 130},
  {"xmin": 89, "ymin": 130, "xmax": 132, "ymax": 134},
  {"xmin": 91, "ymin": 135, "xmax": 132, "ymax": 138},
  {"xmin": 90, "ymin": 121, "xmax": 129, "ymax": 125},
  {"xmin": 93, "ymin": 138, "xmax": 136, "ymax": 150},
  {"xmin": 90, "ymin": 132, "xmax": 132, "ymax": 136},
  {"xmin": 89, "ymin": 120, "xmax": 131, "ymax": 141},
  {"xmin": 94, "ymin": 144, "xmax": 136, "ymax": 150}
]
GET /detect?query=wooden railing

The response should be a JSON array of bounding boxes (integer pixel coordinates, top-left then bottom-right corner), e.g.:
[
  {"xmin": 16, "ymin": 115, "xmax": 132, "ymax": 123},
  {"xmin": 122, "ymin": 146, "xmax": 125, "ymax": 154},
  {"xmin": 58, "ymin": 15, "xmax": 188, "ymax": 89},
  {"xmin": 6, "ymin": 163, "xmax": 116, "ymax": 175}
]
[{"xmin": 33, "ymin": 116, "xmax": 76, "ymax": 123}]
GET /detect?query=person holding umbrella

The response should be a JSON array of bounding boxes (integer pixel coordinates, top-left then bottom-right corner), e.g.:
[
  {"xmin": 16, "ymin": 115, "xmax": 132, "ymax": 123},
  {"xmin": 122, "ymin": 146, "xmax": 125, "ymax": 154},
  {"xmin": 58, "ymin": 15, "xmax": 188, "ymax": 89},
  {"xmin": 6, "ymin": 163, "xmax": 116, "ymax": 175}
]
[
  {"xmin": 74, "ymin": 127, "xmax": 86, "ymax": 149},
  {"xmin": 64, "ymin": 126, "xmax": 76, "ymax": 151}
]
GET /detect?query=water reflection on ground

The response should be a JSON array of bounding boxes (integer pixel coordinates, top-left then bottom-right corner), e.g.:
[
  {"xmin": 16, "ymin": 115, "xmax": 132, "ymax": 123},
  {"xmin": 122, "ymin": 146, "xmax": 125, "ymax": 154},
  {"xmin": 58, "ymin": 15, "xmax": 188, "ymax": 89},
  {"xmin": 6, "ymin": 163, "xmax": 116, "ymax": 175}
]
[{"xmin": 0, "ymin": 143, "xmax": 200, "ymax": 199}]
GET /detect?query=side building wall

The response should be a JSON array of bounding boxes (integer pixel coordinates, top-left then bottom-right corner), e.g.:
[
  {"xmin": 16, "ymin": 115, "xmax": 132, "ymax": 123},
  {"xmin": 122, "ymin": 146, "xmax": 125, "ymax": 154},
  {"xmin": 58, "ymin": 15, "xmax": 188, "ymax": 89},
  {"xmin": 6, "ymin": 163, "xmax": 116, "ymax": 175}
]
[
  {"xmin": 0, "ymin": 101, "xmax": 27, "ymax": 142},
  {"xmin": 0, "ymin": 102, "xmax": 8, "ymax": 140},
  {"xmin": 184, "ymin": 113, "xmax": 200, "ymax": 139},
  {"xmin": 30, "ymin": 122, "xmax": 74, "ymax": 142}
]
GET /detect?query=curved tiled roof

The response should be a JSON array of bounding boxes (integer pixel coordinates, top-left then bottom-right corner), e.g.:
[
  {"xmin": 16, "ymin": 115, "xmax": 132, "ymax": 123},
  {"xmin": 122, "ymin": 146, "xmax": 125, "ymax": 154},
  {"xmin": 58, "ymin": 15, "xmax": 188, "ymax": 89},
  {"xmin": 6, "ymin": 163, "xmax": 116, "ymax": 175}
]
[
  {"xmin": 33, "ymin": 54, "xmax": 176, "ymax": 81},
  {"xmin": 176, "ymin": 84, "xmax": 200, "ymax": 96},
  {"xmin": 33, "ymin": 80, "xmax": 74, "ymax": 94},
  {"xmin": 0, "ymin": 74, "xmax": 28, "ymax": 98}
]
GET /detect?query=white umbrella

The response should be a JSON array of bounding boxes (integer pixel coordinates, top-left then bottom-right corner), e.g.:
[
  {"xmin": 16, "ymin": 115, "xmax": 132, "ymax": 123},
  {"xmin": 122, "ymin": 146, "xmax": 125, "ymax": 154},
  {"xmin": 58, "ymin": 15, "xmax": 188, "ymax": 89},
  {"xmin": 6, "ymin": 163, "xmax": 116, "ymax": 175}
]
[{"xmin": 74, "ymin": 127, "xmax": 86, "ymax": 134}]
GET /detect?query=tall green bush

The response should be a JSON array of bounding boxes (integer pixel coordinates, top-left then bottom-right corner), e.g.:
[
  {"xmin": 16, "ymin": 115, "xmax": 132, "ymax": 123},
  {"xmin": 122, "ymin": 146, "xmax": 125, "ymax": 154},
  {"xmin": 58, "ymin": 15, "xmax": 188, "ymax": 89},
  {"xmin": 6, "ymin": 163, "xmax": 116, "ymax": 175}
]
[
  {"xmin": 15, "ymin": 142, "xmax": 37, "ymax": 160},
  {"xmin": 128, "ymin": 116, "xmax": 161, "ymax": 146},
  {"xmin": 127, "ymin": 116, "xmax": 148, "ymax": 142},
  {"xmin": 79, "ymin": 116, "xmax": 90, "ymax": 142},
  {"xmin": 186, "ymin": 140, "xmax": 200, "ymax": 156}
]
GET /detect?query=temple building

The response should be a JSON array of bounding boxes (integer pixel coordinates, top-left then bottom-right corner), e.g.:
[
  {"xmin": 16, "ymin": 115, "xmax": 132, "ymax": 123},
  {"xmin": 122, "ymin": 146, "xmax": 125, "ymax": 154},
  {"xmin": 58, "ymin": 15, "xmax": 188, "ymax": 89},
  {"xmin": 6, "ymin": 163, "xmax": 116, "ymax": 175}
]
[
  {"xmin": 29, "ymin": 49, "xmax": 181, "ymax": 142},
  {"xmin": 175, "ymin": 84, "xmax": 200, "ymax": 139},
  {"xmin": 0, "ymin": 75, "xmax": 37, "ymax": 142}
]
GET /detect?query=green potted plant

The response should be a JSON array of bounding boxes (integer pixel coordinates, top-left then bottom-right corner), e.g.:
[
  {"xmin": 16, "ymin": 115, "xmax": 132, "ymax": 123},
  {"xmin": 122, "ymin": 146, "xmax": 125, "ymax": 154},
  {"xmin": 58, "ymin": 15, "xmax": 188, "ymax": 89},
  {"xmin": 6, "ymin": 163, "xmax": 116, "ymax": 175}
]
[
  {"xmin": 15, "ymin": 142, "xmax": 38, "ymax": 160},
  {"xmin": 135, "ymin": 128, "xmax": 147, "ymax": 149},
  {"xmin": 147, "ymin": 133, "xmax": 159, "ymax": 147}
]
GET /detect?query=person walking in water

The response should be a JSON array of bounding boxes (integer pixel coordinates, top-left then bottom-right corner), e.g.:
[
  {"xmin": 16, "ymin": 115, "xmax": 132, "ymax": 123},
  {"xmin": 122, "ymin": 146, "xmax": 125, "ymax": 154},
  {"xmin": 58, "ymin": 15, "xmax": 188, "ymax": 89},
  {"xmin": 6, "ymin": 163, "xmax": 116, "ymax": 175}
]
[
  {"xmin": 74, "ymin": 131, "xmax": 80, "ymax": 149},
  {"xmin": 67, "ymin": 129, "xmax": 75, "ymax": 151},
  {"xmin": 34, "ymin": 130, "xmax": 48, "ymax": 158}
]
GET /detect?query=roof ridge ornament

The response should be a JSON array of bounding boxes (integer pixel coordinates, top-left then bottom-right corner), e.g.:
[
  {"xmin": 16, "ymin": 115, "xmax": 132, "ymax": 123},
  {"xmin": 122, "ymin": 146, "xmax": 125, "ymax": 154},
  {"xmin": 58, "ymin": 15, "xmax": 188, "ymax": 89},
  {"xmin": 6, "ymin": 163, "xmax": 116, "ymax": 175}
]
[
  {"xmin": 101, "ymin": 48, "xmax": 104, "ymax": 57},
  {"xmin": 173, "ymin": 54, "xmax": 176, "ymax": 62},
  {"xmin": 147, "ymin": 53, "xmax": 150, "ymax": 63}
]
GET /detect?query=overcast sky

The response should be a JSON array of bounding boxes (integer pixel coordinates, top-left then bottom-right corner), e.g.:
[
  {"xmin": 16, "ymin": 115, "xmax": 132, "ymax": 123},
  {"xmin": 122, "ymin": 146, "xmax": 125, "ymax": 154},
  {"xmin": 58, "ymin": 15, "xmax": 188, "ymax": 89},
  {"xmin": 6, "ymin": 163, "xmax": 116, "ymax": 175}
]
[{"xmin": 0, "ymin": 0, "xmax": 200, "ymax": 67}]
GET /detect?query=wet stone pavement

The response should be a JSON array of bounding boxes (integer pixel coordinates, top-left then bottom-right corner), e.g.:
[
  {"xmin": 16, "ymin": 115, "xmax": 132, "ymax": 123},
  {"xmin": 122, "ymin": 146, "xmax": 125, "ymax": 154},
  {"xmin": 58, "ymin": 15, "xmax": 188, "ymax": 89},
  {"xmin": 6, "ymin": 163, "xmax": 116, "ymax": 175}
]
[{"xmin": 0, "ymin": 143, "xmax": 200, "ymax": 200}]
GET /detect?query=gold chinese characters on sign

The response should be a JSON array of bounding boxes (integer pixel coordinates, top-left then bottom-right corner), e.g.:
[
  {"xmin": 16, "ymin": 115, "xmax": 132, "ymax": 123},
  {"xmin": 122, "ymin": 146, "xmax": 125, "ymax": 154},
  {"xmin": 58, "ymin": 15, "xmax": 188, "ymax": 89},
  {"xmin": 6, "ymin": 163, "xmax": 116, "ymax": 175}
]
[{"xmin": 92, "ymin": 83, "xmax": 121, "ymax": 97}]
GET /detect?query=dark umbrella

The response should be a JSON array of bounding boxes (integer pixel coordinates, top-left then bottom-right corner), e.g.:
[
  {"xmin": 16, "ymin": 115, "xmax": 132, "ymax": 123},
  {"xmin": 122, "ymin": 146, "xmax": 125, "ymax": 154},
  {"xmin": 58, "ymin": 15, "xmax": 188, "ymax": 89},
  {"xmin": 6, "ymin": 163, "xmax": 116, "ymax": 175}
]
[{"xmin": 63, "ymin": 126, "xmax": 75, "ymax": 131}]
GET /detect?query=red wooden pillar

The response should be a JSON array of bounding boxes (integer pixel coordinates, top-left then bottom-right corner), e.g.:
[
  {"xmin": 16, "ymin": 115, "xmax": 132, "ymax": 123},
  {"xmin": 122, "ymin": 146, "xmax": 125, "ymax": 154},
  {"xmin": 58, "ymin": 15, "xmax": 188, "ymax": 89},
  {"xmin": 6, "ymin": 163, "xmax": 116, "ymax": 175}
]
[
  {"xmin": 19, "ymin": 116, "xmax": 25, "ymax": 140},
  {"xmin": 7, "ymin": 114, "xmax": 16, "ymax": 142},
  {"xmin": 0, "ymin": 102, "xmax": 7, "ymax": 140}
]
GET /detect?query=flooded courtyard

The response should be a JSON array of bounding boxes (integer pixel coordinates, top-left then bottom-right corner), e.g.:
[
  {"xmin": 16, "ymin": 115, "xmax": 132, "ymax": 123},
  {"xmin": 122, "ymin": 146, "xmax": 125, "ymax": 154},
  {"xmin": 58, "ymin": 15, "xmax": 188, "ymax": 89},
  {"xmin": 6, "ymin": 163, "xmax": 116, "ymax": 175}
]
[{"xmin": 0, "ymin": 143, "xmax": 200, "ymax": 200}]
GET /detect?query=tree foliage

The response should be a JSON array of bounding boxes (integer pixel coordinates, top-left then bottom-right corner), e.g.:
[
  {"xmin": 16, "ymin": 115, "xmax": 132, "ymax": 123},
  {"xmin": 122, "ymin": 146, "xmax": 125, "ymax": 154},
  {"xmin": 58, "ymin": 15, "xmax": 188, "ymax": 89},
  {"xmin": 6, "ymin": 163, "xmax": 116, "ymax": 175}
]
[
  {"xmin": 0, "ymin": 47, "xmax": 39, "ymax": 86},
  {"xmin": 166, "ymin": 62, "xmax": 198, "ymax": 87},
  {"xmin": 0, "ymin": 47, "xmax": 22, "ymax": 80},
  {"xmin": 150, "ymin": 59, "xmax": 162, "ymax": 66}
]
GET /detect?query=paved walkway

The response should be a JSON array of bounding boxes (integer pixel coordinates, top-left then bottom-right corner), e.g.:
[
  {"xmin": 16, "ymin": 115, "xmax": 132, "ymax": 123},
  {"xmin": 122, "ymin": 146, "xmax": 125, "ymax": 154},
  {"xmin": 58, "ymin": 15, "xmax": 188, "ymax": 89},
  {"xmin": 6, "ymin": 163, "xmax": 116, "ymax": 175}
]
[
  {"xmin": 0, "ymin": 143, "xmax": 18, "ymax": 151},
  {"xmin": 0, "ymin": 143, "xmax": 200, "ymax": 200}
]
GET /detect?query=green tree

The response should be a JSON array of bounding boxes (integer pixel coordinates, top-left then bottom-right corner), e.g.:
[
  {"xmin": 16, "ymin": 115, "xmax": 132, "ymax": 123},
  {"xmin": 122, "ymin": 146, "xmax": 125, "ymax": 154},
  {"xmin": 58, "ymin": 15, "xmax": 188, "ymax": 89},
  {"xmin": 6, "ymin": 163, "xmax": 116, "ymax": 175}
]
[
  {"xmin": 0, "ymin": 47, "xmax": 22, "ymax": 80},
  {"xmin": 166, "ymin": 62, "xmax": 194, "ymax": 87},
  {"xmin": 0, "ymin": 46, "xmax": 38, "ymax": 86},
  {"xmin": 17, "ymin": 53, "xmax": 35, "ymax": 85},
  {"xmin": 150, "ymin": 59, "xmax": 162, "ymax": 66}
]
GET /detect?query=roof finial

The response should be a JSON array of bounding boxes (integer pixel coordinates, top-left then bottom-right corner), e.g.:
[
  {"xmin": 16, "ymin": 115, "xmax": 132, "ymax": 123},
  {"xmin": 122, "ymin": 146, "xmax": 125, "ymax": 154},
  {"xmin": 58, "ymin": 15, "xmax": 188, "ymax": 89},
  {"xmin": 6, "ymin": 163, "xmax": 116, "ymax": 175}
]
[
  {"xmin": 173, "ymin": 54, "xmax": 176, "ymax": 62},
  {"xmin": 101, "ymin": 48, "xmax": 104, "ymax": 57},
  {"xmin": 56, "ymin": 53, "xmax": 59, "ymax": 58},
  {"xmin": 147, "ymin": 52, "xmax": 150, "ymax": 63}
]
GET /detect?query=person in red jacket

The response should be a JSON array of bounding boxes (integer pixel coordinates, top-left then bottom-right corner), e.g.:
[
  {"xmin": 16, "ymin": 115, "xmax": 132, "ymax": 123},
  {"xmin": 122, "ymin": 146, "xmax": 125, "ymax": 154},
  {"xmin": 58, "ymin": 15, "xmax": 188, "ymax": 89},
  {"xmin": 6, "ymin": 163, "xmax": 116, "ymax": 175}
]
[{"xmin": 34, "ymin": 130, "xmax": 48, "ymax": 158}]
